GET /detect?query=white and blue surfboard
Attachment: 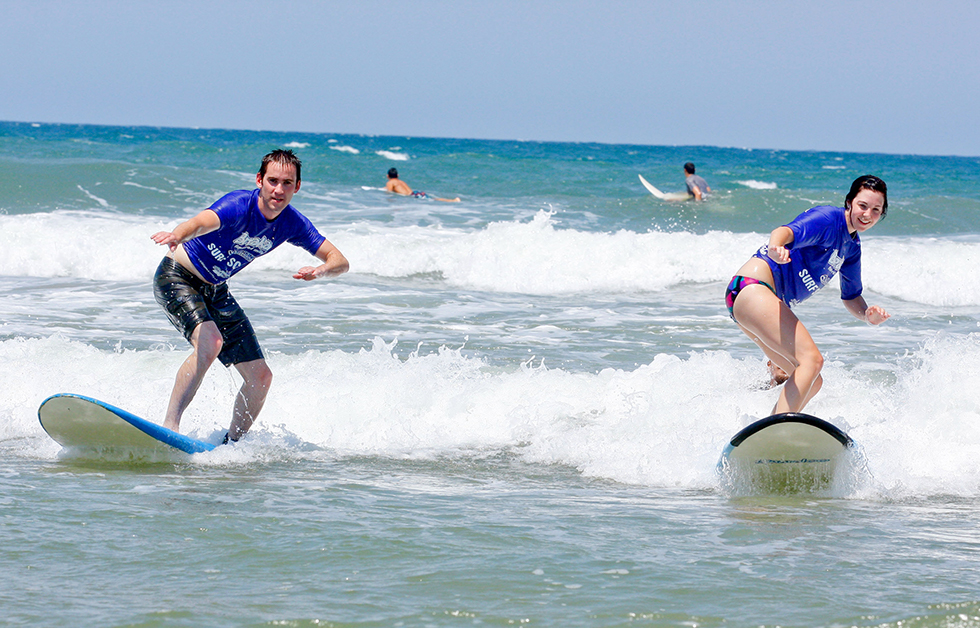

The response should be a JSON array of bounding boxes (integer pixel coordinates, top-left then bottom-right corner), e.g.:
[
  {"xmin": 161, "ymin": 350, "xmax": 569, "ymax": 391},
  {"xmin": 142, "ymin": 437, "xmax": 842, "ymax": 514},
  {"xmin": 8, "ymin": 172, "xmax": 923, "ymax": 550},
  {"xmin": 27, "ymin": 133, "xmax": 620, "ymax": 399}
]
[
  {"xmin": 38, "ymin": 393, "xmax": 216, "ymax": 455},
  {"xmin": 719, "ymin": 413, "xmax": 854, "ymax": 492}
]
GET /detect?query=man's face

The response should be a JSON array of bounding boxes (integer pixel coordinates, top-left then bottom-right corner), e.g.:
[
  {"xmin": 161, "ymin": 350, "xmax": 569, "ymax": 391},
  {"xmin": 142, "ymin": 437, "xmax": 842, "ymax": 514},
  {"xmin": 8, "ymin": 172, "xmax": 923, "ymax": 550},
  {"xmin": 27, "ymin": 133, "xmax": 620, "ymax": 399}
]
[{"xmin": 256, "ymin": 161, "xmax": 300, "ymax": 216}]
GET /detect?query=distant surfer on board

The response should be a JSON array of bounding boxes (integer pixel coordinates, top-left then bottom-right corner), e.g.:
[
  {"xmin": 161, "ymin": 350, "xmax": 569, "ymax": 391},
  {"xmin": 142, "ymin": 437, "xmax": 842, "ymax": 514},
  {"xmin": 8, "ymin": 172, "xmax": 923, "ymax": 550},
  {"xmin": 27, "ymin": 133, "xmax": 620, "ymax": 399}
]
[
  {"xmin": 150, "ymin": 149, "xmax": 349, "ymax": 442},
  {"xmin": 385, "ymin": 167, "xmax": 460, "ymax": 202},
  {"xmin": 725, "ymin": 175, "xmax": 891, "ymax": 414},
  {"xmin": 683, "ymin": 162, "xmax": 711, "ymax": 201},
  {"xmin": 638, "ymin": 164, "xmax": 709, "ymax": 201}
]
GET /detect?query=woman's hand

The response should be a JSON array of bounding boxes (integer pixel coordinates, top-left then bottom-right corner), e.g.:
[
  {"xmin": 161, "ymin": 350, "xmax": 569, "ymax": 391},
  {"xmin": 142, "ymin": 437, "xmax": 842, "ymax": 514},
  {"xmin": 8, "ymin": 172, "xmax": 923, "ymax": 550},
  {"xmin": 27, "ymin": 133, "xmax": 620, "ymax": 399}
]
[
  {"xmin": 767, "ymin": 244, "xmax": 791, "ymax": 264},
  {"xmin": 865, "ymin": 305, "xmax": 890, "ymax": 325},
  {"xmin": 766, "ymin": 226, "xmax": 794, "ymax": 264}
]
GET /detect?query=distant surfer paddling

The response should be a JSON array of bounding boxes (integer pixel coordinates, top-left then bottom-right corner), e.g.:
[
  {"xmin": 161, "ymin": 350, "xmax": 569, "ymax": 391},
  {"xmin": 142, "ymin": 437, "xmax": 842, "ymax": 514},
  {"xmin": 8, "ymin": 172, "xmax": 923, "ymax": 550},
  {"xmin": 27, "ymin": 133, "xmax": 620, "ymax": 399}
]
[
  {"xmin": 385, "ymin": 168, "xmax": 460, "ymax": 202},
  {"xmin": 638, "ymin": 162, "xmax": 710, "ymax": 201},
  {"xmin": 151, "ymin": 149, "xmax": 349, "ymax": 442},
  {"xmin": 683, "ymin": 162, "xmax": 711, "ymax": 201},
  {"xmin": 726, "ymin": 175, "xmax": 891, "ymax": 413}
]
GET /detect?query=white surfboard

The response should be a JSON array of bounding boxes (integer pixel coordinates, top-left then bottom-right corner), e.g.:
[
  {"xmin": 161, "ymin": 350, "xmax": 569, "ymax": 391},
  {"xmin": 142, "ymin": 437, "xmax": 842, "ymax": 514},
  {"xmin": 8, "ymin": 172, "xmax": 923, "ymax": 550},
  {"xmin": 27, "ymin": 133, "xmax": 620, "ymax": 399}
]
[
  {"xmin": 638, "ymin": 174, "xmax": 691, "ymax": 201},
  {"xmin": 718, "ymin": 413, "xmax": 853, "ymax": 492},
  {"xmin": 38, "ymin": 393, "xmax": 216, "ymax": 455}
]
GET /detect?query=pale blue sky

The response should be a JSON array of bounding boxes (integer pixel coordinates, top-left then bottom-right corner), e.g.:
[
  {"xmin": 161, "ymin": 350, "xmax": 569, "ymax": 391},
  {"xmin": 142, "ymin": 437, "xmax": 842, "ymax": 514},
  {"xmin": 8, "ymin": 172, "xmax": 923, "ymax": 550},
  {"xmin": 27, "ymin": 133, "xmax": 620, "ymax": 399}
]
[{"xmin": 3, "ymin": 0, "xmax": 978, "ymax": 156}]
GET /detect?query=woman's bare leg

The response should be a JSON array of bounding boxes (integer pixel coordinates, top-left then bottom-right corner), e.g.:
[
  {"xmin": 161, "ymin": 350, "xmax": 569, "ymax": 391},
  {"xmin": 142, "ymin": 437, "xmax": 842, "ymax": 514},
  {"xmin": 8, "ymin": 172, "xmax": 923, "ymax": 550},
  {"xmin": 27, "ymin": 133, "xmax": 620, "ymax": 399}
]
[{"xmin": 733, "ymin": 284, "xmax": 824, "ymax": 414}]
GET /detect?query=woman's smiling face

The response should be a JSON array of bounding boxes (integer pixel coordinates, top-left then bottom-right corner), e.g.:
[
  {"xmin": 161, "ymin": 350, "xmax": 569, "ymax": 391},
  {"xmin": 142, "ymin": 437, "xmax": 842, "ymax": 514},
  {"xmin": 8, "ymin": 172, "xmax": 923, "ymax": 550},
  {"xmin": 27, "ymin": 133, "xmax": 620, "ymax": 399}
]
[{"xmin": 846, "ymin": 189, "xmax": 886, "ymax": 234}]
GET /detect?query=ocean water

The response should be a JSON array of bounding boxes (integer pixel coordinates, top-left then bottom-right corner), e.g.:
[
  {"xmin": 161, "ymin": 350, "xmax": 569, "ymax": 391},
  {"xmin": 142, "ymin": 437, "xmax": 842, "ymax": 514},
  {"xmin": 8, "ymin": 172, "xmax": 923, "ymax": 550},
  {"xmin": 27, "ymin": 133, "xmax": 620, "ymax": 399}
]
[{"xmin": 2, "ymin": 120, "xmax": 980, "ymax": 626}]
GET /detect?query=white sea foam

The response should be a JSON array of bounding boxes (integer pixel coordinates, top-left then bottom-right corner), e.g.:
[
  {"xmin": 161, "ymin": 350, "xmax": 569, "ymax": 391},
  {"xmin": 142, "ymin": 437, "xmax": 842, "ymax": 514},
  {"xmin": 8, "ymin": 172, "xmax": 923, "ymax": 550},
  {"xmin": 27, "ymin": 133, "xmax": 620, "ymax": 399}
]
[
  {"xmin": 330, "ymin": 145, "xmax": 360, "ymax": 154},
  {"xmin": 863, "ymin": 237, "xmax": 980, "ymax": 307},
  {"xmin": 6, "ymin": 333, "xmax": 980, "ymax": 497},
  {"xmin": 1, "ymin": 210, "xmax": 977, "ymax": 305},
  {"xmin": 333, "ymin": 211, "xmax": 754, "ymax": 294},
  {"xmin": 283, "ymin": 142, "xmax": 310, "ymax": 149},
  {"xmin": 76, "ymin": 185, "xmax": 111, "ymax": 208},
  {"xmin": 377, "ymin": 150, "xmax": 409, "ymax": 161},
  {"xmin": 735, "ymin": 180, "xmax": 777, "ymax": 190},
  {"xmin": 122, "ymin": 181, "xmax": 172, "ymax": 195},
  {"xmin": 0, "ymin": 211, "xmax": 161, "ymax": 281}
]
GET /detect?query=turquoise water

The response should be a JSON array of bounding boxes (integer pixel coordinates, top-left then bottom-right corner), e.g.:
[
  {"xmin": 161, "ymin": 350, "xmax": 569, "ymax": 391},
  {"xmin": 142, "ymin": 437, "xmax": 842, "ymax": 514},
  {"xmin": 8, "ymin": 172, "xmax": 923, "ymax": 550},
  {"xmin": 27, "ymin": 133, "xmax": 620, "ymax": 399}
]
[
  {"xmin": 3, "ymin": 121, "xmax": 980, "ymax": 626},
  {"xmin": 8, "ymin": 455, "xmax": 980, "ymax": 627}
]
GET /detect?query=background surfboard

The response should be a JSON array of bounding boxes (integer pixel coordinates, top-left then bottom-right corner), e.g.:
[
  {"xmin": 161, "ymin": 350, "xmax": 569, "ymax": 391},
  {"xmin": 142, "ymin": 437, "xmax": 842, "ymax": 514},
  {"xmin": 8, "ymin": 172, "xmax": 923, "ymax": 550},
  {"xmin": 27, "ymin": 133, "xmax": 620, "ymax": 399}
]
[
  {"xmin": 638, "ymin": 174, "xmax": 691, "ymax": 201},
  {"xmin": 719, "ymin": 412, "xmax": 854, "ymax": 493},
  {"xmin": 38, "ymin": 393, "xmax": 216, "ymax": 455}
]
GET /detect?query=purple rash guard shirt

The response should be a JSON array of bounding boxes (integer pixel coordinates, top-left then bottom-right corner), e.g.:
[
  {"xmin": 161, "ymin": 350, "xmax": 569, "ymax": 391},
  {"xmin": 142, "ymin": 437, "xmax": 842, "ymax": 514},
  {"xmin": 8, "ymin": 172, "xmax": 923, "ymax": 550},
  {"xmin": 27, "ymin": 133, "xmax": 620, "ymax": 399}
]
[
  {"xmin": 182, "ymin": 189, "xmax": 326, "ymax": 284},
  {"xmin": 752, "ymin": 205, "xmax": 863, "ymax": 308}
]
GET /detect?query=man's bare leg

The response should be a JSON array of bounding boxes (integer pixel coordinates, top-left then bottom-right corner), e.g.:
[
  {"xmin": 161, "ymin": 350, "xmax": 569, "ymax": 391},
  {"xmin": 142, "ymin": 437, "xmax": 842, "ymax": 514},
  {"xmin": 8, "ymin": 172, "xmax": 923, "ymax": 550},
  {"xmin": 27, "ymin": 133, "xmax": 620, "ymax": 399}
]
[
  {"xmin": 226, "ymin": 359, "xmax": 273, "ymax": 441},
  {"xmin": 163, "ymin": 321, "xmax": 222, "ymax": 432}
]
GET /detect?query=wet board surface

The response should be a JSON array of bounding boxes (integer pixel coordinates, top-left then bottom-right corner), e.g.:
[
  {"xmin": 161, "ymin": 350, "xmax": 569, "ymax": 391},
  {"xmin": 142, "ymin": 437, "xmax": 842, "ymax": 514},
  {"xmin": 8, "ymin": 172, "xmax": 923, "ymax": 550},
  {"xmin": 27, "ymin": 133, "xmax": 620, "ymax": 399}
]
[
  {"xmin": 719, "ymin": 412, "xmax": 854, "ymax": 492},
  {"xmin": 38, "ymin": 393, "xmax": 216, "ymax": 454}
]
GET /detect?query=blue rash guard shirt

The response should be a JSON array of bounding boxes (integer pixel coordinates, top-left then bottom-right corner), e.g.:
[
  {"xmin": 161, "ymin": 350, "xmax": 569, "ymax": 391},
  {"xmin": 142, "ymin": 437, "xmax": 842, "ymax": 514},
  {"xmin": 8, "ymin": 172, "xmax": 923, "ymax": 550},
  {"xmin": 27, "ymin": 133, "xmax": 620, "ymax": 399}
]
[
  {"xmin": 182, "ymin": 189, "xmax": 327, "ymax": 284},
  {"xmin": 752, "ymin": 205, "xmax": 863, "ymax": 308}
]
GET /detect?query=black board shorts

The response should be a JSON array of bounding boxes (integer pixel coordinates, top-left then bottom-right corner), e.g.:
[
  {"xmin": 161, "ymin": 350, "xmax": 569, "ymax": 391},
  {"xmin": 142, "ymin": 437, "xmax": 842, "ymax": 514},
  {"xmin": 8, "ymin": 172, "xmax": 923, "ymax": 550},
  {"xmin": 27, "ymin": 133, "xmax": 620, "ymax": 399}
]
[{"xmin": 153, "ymin": 257, "xmax": 263, "ymax": 367}]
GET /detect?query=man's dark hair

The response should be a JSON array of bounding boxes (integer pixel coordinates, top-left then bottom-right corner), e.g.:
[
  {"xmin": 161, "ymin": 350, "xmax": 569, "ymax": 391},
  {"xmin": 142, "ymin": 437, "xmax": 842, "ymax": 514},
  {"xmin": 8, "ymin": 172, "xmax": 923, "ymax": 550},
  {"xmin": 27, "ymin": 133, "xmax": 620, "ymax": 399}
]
[
  {"xmin": 388, "ymin": 167, "xmax": 399, "ymax": 179},
  {"xmin": 259, "ymin": 149, "xmax": 302, "ymax": 182},
  {"xmin": 683, "ymin": 162, "xmax": 696, "ymax": 175}
]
